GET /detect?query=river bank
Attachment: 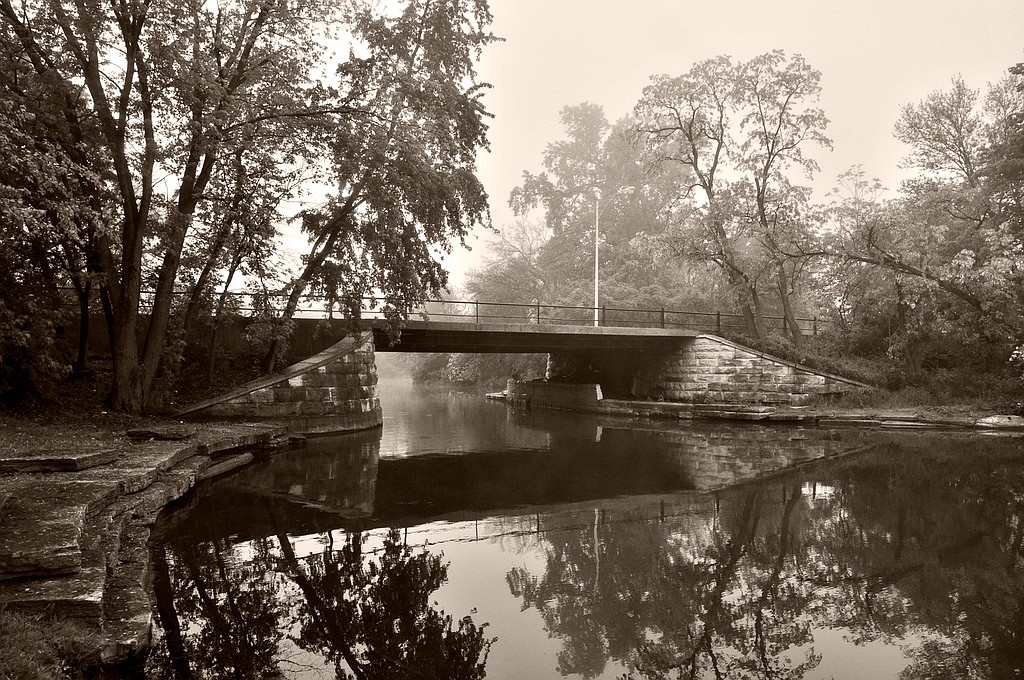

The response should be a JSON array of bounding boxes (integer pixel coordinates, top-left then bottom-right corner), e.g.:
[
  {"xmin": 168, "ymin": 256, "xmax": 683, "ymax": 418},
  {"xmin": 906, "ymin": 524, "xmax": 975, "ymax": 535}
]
[{"xmin": 0, "ymin": 411, "xmax": 307, "ymax": 677}]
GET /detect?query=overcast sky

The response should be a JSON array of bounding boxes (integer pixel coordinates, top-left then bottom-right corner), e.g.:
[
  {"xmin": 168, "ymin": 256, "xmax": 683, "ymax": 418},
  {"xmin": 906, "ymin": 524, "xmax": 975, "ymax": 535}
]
[{"xmin": 444, "ymin": 0, "xmax": 1024, "ymax": 286}]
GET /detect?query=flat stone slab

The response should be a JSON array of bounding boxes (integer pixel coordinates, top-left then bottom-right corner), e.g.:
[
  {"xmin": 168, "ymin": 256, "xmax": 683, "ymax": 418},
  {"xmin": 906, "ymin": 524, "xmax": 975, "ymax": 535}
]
[
  {"xmin": 976, "ymin": 415, "xmax": 1024, "ymax": 429},
  {"xmin": 0, "ymin": 508, "xmax": 120, "ymax": 622},
  {"xmin": 0, "ymin": 558, "xmax": 107, "ymax": 620},
  {"xmin": 197, "ymin": 453, "xmax": 254, "ymax": 482},
  {"xmin": 71, "ymin": 441, "xmax": 200, "ymax": 495},
  {"xmin": 101, "ymin": 523, "xmax": 153, "ymax": 663},
  {"xmin": 126, "ymin": 424, "xmax": 198, "ymax": 441},
  {"xmin": 694, "ymin": 408, "xmax": 772, "ymax": 421},
  {"xmin": 767, "ymin": 412, "xmax": 818, "ymax": 423},
  {"xmin": 0, "ymin": 447, "xmax": 120, "ymax": 473},
  {"xmin": 0, "ymin": 501, "xmax": 85, "ymax": 580},
  {"xmin": 0, "ymin": 480, "xmax": 120, "ymax": 581},
  {"xmin": 195, "ymin": 423, "xmax": 287, "ymax": 456}
]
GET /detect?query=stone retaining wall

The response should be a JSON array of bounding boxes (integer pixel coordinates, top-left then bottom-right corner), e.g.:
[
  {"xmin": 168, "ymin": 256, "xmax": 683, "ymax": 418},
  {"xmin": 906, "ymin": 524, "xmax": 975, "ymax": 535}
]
[{"xmin": 651, "ymin": 335, "xmax": 866, "ymax": 405}]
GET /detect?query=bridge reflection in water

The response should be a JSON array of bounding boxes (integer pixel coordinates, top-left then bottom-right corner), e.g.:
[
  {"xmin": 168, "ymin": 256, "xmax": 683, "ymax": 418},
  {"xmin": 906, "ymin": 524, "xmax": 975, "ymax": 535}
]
[{"xmin": 147, "ymin": 394, "xmax": 1024, "ymax": 680}]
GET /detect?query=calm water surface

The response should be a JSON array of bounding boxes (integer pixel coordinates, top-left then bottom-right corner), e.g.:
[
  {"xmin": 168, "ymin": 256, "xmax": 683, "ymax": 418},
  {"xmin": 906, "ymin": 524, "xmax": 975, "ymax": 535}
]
[{"xmin": 147, "ymin": 381, "xmax": 1024, "ymax": 679}]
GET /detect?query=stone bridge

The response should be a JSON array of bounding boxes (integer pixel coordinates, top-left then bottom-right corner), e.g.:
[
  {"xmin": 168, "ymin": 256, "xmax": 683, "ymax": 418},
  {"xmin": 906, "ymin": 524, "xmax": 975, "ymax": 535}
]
[{"xmin": 177, "ymin": 316, "xmax": 868, "ymax": 436}]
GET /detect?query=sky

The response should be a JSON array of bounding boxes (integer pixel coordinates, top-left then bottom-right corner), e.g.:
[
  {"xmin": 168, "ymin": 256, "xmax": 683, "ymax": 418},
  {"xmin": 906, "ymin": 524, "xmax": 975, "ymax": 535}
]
[{"xmin": 444, "ymin": 0, "xmax": 1024, "ymax": 286}]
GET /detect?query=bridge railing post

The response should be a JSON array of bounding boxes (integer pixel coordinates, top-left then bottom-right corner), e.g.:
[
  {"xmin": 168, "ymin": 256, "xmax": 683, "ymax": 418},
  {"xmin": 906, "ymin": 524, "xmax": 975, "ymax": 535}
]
[
  {"xmin": 813, "ymin": 316, "xmax": 818, "ymax": 336},
  {"xmin": 660, "ymin": 308, "xmax": 665, "ymax": 329},
  {"xmin": 475, "ymin": 300, "xmax": 479, "ymax": 323},
  {"xmin": 535, "ymin": 301, "xmax": 541, "ymax": 324},
  {"xmin": 716, "ymin": 311, "xmax": 721, "ymax": 334}
]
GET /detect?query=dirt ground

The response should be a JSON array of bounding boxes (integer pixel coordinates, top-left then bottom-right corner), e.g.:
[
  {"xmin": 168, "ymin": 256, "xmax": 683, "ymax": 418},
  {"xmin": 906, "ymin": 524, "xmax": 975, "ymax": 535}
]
[{"xmin": 0, "ymin": 370, "xmax": 175, "ymax": 456}]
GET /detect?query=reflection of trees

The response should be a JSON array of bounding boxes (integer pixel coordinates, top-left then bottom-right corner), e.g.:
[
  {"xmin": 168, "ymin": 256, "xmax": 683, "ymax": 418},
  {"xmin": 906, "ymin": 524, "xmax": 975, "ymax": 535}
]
[
  {"xmin": 148, "ymin": 537, "xmax": 285, "ymax": 678},
  {"xmin": 149, "ymin": 524, "xmax": 491, "ymax": 678},
  {"xmin": 508, "ymin": 487, "xmax": 818, "ymax": 679},
  {"xmin": 278, "ymin": 527, "xmax": 492, "ymax": 680},
  {"xmin": 508, "ymin": 442, "xmax": 1024, "ymax": 679}
]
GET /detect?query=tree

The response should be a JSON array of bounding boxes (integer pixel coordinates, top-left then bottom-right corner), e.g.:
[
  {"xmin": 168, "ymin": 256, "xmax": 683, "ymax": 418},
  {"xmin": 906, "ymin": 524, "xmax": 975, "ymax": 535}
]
[
  {"xmin": 264, "ymin": 0, "xmax": 496, "ymax": 370},
  {"xmin": 0, "ymin": 0, "xmax": 334, "ymax": 410},
  {"xmin": 634, "ymin": 51, "xmax": 831, "ymax": 342},
  {"xmin": 0, "ymin": 68, "xmax": 110, "ymax": 398},
  {"xmin": 816, "ymin": 65, "xmax": 1024, "ymax": 383},
  {"xmin": 0, "ymin": 0, "xmax": 497, "ymax": 411},
  {"xmin": 894, "ymin": 76, "xmax": 984, "ymax": 185},
  {"xmin": 509, "ymin": 103, "xmax": 694, "ymax": 312}
]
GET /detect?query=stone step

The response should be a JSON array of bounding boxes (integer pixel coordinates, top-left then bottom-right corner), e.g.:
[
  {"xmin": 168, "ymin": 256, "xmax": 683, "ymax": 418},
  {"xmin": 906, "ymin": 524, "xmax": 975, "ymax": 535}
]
[
  {"xmin": 0, "ymin": 500, "xmax": 85, "ymax": 580},
  {"xmin": 195, "ymin": 424, "xmax": 287, "ymax": 457},
  {"xmin": 196, "ymin": 452, "xmax": 254, "ymax": 482},
  {"xmin": 0, "ymin": 447, "xmax": 121, "ymax": 473},
  {"xmin": 118, "ymin": 454, "xmax": 211, "ymax": 523},
  {"xmin": 0, "ymin": 480, "xmax": 118, "ymax": 581},
  {"xmin": 0, "ymin": 504, "xmax": 121, "ymax": 622},
  {"xmin": 99, "ymin": 522, "xmax": 153, "ymax": 664}
]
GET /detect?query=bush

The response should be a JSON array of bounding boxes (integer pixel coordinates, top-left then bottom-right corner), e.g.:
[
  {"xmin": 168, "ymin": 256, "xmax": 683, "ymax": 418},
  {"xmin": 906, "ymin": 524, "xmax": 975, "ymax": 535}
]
[{"xmin": 0, "ymin": 287, "xmax": 71, "ymax": 403}]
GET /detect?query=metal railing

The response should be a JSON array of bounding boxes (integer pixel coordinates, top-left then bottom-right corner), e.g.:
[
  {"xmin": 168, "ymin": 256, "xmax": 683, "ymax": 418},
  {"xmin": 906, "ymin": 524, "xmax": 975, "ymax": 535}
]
[
  {"xmin": 155, "ymin": 292, "xmax": 822, "ymax": 337},
  {"xmin": 84, "ymin": 289, "xmax": 823, "ymax": 337},
  {"xmin": 405, "ymin": 298, "xmax": 822, "ymax": 336}
]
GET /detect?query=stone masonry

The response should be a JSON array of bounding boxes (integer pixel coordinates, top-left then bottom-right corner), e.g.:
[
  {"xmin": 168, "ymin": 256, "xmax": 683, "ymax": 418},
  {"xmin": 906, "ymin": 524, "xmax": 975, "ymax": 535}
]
[
  {"xmin": 651, "ymin": 334, "xmax": 867, "ymax": 406},
  {"xmin": 177, "ymin": 332, "xmax": 382, "ymax": 435}
]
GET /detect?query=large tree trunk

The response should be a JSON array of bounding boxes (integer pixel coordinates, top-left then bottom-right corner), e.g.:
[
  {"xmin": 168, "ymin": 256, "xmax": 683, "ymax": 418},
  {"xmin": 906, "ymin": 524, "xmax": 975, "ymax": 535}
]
[
  {"xmin": 73, "ymin": 281, "xmax": 91, "ymax": 373},
  {"xmin": 776, "ymin": 264, "xmax": 802, "ymax": 348},
  {"xmin": 730, "ymin": 272, "xmax": 764, "ymax": 339},
  {"xmin": 109, "ymin": 320, "xmax": 145, "ymax": 412},
  {"xmin": 894, "ymin": 278, "xmax": 923, "ymax": 379},
  {"xmin": 104, "ymin": 222, "xmax": 147, "ymax": 412},
  {"xmin": 140, "ymin": 209, "xmax": 192, "ymax": 409}
]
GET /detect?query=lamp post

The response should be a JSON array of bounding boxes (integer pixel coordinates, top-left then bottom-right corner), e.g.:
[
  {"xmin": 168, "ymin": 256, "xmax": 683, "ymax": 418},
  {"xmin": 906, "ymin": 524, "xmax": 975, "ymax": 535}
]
[{"xmin": 592, "ymin": 187, "xmax": 601, "ymax": 327}]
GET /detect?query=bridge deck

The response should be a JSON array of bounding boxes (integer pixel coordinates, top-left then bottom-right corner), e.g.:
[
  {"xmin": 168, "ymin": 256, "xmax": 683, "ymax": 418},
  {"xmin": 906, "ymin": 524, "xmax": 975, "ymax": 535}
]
[{"xmin": 369, "ymin": 319, "xmax": 697, "ymax": 353}]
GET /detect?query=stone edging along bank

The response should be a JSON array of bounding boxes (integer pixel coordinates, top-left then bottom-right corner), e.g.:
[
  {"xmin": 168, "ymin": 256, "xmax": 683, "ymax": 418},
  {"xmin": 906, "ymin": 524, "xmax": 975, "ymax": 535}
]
[
  {"xmin": 601, "ymin": 401, "xmax": 1024, "ymax": 430},
  {"xmin": 0, "ymin": 421, "xmax": 310, "ymax": 669}
]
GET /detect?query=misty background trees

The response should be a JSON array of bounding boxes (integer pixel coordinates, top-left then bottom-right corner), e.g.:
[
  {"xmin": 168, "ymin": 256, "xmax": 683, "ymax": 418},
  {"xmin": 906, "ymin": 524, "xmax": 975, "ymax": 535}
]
[{"xmin": 448, "ymin": 53, "xmax": 1024, "ymax": 397}]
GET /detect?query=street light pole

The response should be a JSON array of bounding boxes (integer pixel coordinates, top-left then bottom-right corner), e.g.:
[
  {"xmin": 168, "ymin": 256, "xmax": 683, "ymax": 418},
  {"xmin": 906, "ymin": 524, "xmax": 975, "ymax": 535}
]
[{"xmin": 592, "ymin": 187, "xmax": 601, "ymax": 327}]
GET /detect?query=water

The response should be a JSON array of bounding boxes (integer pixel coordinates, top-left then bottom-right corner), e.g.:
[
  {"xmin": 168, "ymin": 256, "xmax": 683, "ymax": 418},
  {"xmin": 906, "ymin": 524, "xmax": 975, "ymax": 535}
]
[{"xmin": 147, "ymin": 381, "xmax": 1024, "ymax": 678}]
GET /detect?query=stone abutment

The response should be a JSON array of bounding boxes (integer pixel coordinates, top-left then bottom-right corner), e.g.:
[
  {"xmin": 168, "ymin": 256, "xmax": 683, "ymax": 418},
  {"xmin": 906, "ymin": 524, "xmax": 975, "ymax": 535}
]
[
  {"xmin": 177, "ymin": 331, "xmax": 382, "ymax": 435},
  {"xmin": 526, "ymin": 333, "xmax": 867, "ymax": 410}
]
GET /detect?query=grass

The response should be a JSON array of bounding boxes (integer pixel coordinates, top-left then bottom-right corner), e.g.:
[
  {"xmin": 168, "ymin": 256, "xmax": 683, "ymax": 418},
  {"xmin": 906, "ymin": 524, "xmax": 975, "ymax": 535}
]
[{"xmin": 0, "ymin": 608, "xmax": 104, "ymax": 680}]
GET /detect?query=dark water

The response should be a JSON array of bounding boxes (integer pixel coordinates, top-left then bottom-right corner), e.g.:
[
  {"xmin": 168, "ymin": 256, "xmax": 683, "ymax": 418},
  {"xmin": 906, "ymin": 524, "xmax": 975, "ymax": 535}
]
[{"xmin": 147, "ymin": 381, "xmax": 1024, "ymax": 679}]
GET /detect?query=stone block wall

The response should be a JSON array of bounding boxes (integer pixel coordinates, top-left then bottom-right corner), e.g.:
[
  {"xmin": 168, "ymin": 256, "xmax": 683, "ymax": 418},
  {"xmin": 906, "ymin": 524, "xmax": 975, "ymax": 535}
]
[
  {"xmin": 651, "ymin": 335, "xmax": 866, "ymax": 406},
  {"xmin": 180, "ymin": 332, "xmax": 383, "ymax": 435},
  {"xmin": 508, "ymin": 380, "xmax": 604, "ymax": 412}
]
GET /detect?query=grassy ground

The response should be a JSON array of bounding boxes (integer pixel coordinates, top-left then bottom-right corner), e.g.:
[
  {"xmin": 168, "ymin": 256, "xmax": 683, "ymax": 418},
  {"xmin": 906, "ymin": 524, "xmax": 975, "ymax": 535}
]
[{"xmin": 0, "ymin": 609, "xmax": 104, "ymax": 680}]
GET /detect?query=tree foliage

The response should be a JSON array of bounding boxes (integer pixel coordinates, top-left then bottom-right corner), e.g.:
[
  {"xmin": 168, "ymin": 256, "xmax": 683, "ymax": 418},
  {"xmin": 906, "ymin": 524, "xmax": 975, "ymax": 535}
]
[
  {"xmin": 815, "ymin": 65, "xmax": 1024, "ymax": 385},
  {"xmin": 0, "ymin": 0, "xmax": 496, "ymax": 409},
  {"xmin": 269, "ymin": 0, "xmax": 495, "ymax": 370},
  {"xmin": 634, "ymin": 50, "xmax": 831, "ymax": 342}
]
